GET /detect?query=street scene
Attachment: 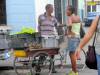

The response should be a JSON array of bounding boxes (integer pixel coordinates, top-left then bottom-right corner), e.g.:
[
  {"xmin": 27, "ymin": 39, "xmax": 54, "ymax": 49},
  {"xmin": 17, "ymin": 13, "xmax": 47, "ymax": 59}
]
[
  {"xmin": 0, "ymin": 0, "xmax": 100, "ymax": 75},
  {"xmin": 0, "ymin": 26, "xmax": 98, "ymax": 75}
]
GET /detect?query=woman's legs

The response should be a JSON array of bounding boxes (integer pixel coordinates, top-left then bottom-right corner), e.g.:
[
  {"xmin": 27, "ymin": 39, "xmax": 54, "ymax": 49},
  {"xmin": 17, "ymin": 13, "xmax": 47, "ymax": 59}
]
[
  {"xmin": 69, "ymin": 51, "xmax": 76, "ymax": 73},
  {"xmin": 96, "ymin": 52, "xmax": 100, "ymax": 75},
  {"xmin": 66, "ymin": 37, "xmax": 80, "ymax": 74}
]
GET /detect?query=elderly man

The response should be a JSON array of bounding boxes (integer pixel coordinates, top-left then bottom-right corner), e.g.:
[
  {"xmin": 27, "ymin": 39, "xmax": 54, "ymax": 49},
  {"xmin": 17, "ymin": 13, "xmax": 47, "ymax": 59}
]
[
  {"xmin": 38, "ymin": 4, "xmax": 65, "ymax": 35},
  {"xmin": 38, "ymin": 4, "xmax": 66, "ymax": 73}
]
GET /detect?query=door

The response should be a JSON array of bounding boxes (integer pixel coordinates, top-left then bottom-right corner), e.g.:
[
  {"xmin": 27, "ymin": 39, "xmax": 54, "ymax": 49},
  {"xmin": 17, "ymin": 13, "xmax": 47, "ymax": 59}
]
[
  {"xmin": 72, "ymin": 0, "xmax": 78, "ymax": 14},
  {"xmin": 54, "ymin": 0, "xmax": 62, "ymax": 23},
  {"xmin": 54, "ymin": 0, "xmax": 63, "ymax": 43},
  {"xmin": 0, "ymin": 0, "xmax": 7, "ymax": 25}
]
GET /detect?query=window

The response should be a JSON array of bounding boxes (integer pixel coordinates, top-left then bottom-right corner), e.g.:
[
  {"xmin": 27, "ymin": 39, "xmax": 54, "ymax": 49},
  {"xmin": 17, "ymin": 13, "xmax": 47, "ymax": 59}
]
[
  {"xmin": 92, "ymin": 5, "xmax": 96, "ymax": 12},
  {"xmin": 86, "ymin": 0, "xmax": 92, "ymax": 2},
  {"xmin": 94, "ymin": 0, "xmax": 100, "ymax": 1},
  {"xmin": 0, "ymin": 0, "xmax": 6, "ymax": 25},
  {"xmin": 87, "ymin": 5, "xmax": 91, "ymax": 12},
  {"xmin": 97, "ymin": 5, "xmax": 100, "ymax": 12}
]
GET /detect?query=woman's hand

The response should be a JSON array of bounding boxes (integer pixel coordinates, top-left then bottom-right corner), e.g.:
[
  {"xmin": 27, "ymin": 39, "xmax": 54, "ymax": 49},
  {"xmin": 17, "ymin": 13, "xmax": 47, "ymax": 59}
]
[
  {"xmin": 68, "ymin": 31, "xmax": 75, "ymax": 35},
  {"xmin": 75, "ymin": 47, "xmax": 81, "ymax": 58}
]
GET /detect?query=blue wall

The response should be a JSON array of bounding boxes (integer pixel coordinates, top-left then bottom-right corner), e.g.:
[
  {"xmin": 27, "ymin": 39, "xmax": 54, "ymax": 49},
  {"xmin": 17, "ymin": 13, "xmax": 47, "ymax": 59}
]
[{"xmin": 6, "ymin": 0, "xmax": 36, "ymax": 34}]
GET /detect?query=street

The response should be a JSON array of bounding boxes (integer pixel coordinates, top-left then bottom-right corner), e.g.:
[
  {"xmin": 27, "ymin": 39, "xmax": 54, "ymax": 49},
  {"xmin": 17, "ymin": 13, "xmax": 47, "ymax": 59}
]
[
  {"xmin": 0, "ymin": 0, "xmax": 99, "ymax": 75},
  {"xmin": 0, "ymin": 26, "xmax": 98, "ymax": 75}
]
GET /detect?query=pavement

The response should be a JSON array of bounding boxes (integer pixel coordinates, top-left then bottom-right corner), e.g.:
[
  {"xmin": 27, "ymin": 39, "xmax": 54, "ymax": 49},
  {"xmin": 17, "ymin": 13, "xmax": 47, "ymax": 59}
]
[
  {"xmin": 0, "ymin": 67, "xmax": 98, "ymax": 75},
  {"xmin": 0, "ymin": 26, "xmax": 98, "ymax": 75}
]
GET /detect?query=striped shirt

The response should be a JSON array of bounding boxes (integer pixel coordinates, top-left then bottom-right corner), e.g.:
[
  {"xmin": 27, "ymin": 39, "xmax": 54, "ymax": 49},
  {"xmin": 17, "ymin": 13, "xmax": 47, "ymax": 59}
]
[{"xmin": 38, "ymin": 12, "xmax": 59, "ymax": 35}]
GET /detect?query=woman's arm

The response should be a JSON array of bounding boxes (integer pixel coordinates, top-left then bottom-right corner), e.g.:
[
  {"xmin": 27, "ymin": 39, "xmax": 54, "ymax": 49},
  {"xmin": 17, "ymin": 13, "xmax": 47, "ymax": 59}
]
[
  {"xmin": 67, "ymin": 17, "xmax": 72, "ymax": 27},
  {"xmin": 76, "ymin": 16, "xmax": 98, "ymax": 57},
  {"xmin": 67, "ymin": 17, "xmax": 76, "ymax": 36}
]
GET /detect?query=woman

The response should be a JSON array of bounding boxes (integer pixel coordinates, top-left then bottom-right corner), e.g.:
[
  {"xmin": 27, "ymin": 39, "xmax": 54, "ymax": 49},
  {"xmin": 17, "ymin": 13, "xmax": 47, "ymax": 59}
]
[
  {"xmin": 76, "ymin": 14, "xmax": 100, "ymax": 75},
  {"xmin": 65, "ymin": 5, "xmax": 81, "ymax": 75}
]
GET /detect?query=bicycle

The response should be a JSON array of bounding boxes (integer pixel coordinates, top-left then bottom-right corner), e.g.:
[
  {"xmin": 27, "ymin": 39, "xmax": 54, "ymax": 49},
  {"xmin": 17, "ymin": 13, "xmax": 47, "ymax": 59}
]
[{"xmin": 54, "ymin": 36, "xmax": 86, "ymax": 72}]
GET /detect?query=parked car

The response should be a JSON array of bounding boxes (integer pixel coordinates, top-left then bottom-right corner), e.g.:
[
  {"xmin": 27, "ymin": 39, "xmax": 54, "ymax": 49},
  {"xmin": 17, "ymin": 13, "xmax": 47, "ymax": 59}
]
[{"xmin": 84, "ymin": 12, "xmax": 100, "ymax": 27}]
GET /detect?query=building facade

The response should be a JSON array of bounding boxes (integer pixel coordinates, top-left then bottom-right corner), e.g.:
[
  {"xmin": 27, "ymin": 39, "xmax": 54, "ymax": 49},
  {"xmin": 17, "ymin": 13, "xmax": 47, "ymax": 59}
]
[
  {"xmin": 0, "ymin": 0, "xmax": 82, "ymax": 34},
  {"xmin": 5, "ymin": 0, "xmax": 54, "ymax": 34},
  {"xmin": 55, "ymin": 0, "xmax": 85, "ymax": 24},
  {"xmin": 85, "ymin": 0, "xmax": 100, "ymax": 16},
  {"xmin": 6, "ymin": 0, "xmax": 36, "ymax": 34}
]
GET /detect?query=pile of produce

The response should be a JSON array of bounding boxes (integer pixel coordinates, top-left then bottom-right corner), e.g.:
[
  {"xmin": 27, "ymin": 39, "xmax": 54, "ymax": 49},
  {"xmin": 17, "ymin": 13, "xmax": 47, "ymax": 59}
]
[
  {"xmin": 12, "ymin": 26, "xmax": 36, "ymax": 35},
  {"xmin": 27, "ymin": 43, "xmax": 42, "ymax": 51}
]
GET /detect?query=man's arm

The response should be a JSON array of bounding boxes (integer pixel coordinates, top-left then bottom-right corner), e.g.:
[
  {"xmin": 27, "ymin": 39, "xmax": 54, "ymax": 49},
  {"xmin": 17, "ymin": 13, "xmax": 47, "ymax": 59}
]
[
  {"xmin": 59, "ymin": 24, "xmax": 67, "ymax": 27},
  {"xmin": 54, "ymin": 17, "xmax": 67, "ymax": 27},
  {"xmin": 38, "ymin": 26, "xmax": 41, "ymax": 32},
  {"xmin": 38, "ymin": 15, "xmax": 41, "ymax": 32}
]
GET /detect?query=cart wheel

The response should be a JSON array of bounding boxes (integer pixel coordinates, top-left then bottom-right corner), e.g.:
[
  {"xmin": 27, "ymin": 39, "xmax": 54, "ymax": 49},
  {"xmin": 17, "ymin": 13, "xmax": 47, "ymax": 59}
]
[
  {"xmin": 30, "ymin": 51, "xmax": 53, "ymax": 75},
  {"xmin": 14, "ymin": 56, "xmax": 31, "ymax": 75}
]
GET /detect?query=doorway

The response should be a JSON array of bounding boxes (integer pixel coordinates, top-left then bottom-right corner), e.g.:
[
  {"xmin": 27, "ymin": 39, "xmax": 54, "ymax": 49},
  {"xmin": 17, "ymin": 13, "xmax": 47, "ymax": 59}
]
[{"xmin": 0, "ymin": 0, "xmax": 7, "ymax": 25}]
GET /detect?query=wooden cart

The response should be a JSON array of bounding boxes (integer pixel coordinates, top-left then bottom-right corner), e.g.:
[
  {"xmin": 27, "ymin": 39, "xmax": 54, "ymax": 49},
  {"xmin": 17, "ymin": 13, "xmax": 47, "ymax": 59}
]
[{"xmin": 13, "ymin": 47, "xmax": 60, "ymax": 75}]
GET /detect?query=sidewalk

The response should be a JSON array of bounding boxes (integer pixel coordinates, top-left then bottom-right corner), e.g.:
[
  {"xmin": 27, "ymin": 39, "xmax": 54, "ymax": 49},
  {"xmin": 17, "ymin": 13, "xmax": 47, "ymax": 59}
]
[
  {"xmin": 52, "ymin": 68, "xmax": 98, "ymax": 75},
  {"xmin": 0, "ymin": 67, "xmax": 98, "ymax": 75}
]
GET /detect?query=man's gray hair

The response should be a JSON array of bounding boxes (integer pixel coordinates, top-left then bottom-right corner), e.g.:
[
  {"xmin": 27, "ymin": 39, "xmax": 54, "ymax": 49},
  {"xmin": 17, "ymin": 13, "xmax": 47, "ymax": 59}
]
[{"xmin": 45, "ymin": 4, "xmax": 53, "ymax": 11}]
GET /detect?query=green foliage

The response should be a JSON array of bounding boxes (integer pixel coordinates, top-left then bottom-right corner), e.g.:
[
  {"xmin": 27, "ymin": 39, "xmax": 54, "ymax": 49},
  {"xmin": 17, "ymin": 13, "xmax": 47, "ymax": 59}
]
[
  {"xmin": 21, "ymin": 26, "xmax": 36, "ymax": 34},
  {"xmin": 11, "ymin": 32, "xmax": 21, "ymax": 35},
  {"xmin": 11, "ymin": 26, "xmax": 36, "ymax": 35}
]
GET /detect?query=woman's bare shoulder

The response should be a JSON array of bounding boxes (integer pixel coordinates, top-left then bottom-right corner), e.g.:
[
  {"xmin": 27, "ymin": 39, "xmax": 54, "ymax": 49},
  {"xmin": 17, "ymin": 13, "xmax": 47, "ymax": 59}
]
[{"xmin": 71, "ymin": 15, "xmax": 81, "ymax": 23}]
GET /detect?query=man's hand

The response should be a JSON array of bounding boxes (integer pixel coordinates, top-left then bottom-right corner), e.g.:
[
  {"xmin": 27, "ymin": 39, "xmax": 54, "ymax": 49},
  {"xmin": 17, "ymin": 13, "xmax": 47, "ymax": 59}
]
[
  {"xmin": 59, "ymin": 24, "xmax": 67, "ymax": 27},
  {"xmin": 63, "ymin": 24, "xmax": 67, "ymax": 26}
]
